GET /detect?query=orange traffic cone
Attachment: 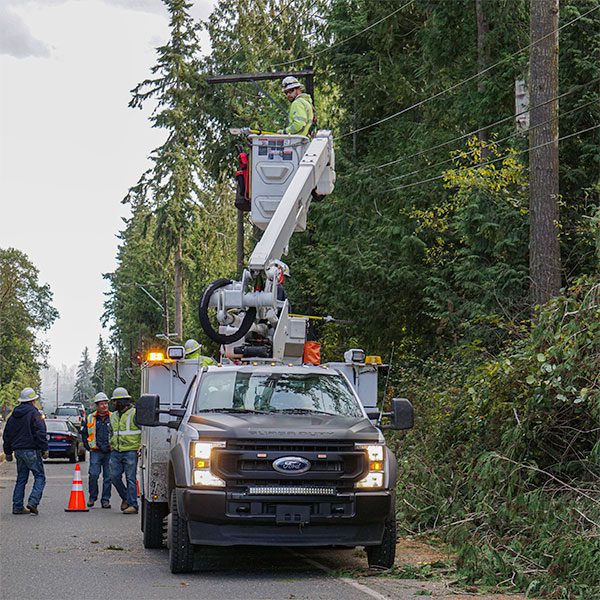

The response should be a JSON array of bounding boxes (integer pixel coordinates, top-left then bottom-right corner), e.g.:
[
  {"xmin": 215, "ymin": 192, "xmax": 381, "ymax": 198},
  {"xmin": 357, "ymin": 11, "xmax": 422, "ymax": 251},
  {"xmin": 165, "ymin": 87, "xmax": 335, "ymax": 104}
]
[
  {"xmin": 65, "ymin": 463, "xmax": 89, "ymax": 512},
  {"xmin": 136, "ymin": 479, "xmax": 140, "ymax": 498}
]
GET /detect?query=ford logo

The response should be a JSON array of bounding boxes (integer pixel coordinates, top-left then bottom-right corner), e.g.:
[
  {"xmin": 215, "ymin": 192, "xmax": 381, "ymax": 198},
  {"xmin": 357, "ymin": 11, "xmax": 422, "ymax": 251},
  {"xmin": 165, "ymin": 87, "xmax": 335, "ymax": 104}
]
[{"xmin": 272, "ymin": 456, "xmax": 311, "ymax": 475}]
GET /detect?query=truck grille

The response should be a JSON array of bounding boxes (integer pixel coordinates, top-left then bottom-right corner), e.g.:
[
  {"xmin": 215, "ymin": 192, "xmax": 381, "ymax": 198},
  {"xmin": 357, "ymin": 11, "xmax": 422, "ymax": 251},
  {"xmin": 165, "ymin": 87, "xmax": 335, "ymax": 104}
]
[{"xmin": 212, "ymin": 440, "xmax": 368, "ymax": 491}]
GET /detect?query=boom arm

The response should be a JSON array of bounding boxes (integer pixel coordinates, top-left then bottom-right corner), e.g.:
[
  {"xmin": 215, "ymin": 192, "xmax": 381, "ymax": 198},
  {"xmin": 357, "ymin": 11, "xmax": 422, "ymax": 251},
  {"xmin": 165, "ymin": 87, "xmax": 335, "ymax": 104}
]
[
  {"xmin": 198, "ymin": 130, "xmax": 335, "ymax": 360},
  {"xmin": 248, "ymin": 133, "xmax": 335, "ymax": 272}
]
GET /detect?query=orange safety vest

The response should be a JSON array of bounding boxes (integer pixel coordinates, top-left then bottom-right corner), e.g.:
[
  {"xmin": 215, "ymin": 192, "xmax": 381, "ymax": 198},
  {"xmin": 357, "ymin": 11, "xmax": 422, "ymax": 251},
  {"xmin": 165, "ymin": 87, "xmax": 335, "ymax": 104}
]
[{"xmin": 87, "ymin": 411, "xmax": 112, "ymax": 450}]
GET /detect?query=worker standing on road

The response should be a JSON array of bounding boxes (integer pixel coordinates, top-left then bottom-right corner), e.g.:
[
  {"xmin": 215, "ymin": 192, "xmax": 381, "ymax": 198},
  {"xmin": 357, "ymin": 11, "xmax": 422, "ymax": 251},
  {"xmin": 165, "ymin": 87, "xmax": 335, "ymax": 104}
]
[
  {"xmin": 82, "ymin": 392, "xmax": 113, "ymax": 509},
  {"xmin": 278, "ymin": 76, "xmax": 315, "ymax": 137},
  {"xmin": 109, "ymin": 387, "xmax": 141, "ymax": 514},
  {"xmin": 184, "ymin": 339, "xmax": 217, "ymax": 366},
  {"xmin": 2, "ymin": 388, "xmax": 48, "ymax": 515}
]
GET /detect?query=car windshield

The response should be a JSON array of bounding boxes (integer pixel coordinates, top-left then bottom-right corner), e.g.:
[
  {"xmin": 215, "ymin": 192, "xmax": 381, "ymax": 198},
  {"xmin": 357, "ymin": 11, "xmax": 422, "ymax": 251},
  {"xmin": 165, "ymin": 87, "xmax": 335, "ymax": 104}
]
[
  {"xmin": 46, "ymin": 420, "xmax": 69, "ymax": 432},
  {"xmin": 55, "ymin": 407, "xmax": 79, "ymax": 416},
  {"xmin": 193, "ymin": 371, "xmax": 363, "ymax": 418}
]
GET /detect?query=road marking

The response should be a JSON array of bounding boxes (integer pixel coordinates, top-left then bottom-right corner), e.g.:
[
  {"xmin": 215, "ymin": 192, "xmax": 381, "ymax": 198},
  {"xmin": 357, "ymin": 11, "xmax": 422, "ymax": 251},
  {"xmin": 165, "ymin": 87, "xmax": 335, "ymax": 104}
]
[{"xmin": 290, "ymin": 550, "xmax": 389, "ymax": 600}]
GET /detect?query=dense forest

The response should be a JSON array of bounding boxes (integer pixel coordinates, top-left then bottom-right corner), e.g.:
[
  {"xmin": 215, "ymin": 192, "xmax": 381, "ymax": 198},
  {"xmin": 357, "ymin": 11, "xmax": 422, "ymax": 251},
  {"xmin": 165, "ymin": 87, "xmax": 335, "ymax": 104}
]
[{"xmin": 102, "ymin": 0, "xmax": 599, "ymax": 596}]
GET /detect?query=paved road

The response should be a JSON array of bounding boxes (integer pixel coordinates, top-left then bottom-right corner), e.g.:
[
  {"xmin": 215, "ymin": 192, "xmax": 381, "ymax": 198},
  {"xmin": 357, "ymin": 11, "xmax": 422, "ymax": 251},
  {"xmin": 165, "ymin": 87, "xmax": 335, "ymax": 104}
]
[{"xmin": 0, "ymin": 459, "xmax": 515, "ymax": 600}]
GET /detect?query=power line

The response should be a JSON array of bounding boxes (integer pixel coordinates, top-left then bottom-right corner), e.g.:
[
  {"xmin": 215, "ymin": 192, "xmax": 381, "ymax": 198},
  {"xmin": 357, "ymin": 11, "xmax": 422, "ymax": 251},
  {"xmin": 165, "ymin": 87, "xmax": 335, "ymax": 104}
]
[
  {"xmin": 220, "ymin": 0, "xmax": 304, "ymax": 67},
  {"xmin": 371, "ymin": 77, "xmax": 600, "ymax": 173},
  {"xmin": 270, "ymin": 0, "xmax": 417, "ymax": 68},
  {"xmin": 386, "ymin": 98, "xmax": 598, "ymax": 184},
  {"xmin": 336, "ymin": 4, "xmax": 600, "ymax": 140},
  {"xmin": 384, "ymin": 123, "xmax": 600, "ymax": 193}
]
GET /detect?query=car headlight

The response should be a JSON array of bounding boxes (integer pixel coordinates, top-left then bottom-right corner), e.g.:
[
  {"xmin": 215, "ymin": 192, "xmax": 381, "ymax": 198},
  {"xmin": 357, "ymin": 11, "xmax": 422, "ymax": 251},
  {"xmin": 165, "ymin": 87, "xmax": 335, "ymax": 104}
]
[
  {"xmin": 355, "ymin": 443, "xmax": 385, "ymax": 489},
  {"xmin": 190, "ymin": 441, "xmax": 226, "ymax": 487}
]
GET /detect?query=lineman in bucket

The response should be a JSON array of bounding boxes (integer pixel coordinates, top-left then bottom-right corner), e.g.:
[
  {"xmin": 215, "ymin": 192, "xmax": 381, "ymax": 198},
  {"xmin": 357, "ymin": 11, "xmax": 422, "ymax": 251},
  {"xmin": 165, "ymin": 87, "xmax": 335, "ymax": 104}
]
[
  {"xmin": 278, "ymin": 76, "xmax": 315, "ymax": 137},
  {"xmin": 109, "ymin": 387, "xmax": 141, "ymax": 514}
]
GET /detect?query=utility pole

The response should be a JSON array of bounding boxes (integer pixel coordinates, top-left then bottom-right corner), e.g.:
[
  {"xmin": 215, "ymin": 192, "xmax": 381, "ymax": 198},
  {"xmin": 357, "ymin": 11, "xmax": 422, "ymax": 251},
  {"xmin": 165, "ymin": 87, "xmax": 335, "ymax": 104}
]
[
  {"xmin": 475, "ymin": 0, "xmax": 490, "ymax": 159},
  {"xmin": 55, "ymin": 371, "xmax": 59, "ymax": 412},
  {"xmin": 529, "ymin": 0, "xmax": 561, "ymax": 309}
]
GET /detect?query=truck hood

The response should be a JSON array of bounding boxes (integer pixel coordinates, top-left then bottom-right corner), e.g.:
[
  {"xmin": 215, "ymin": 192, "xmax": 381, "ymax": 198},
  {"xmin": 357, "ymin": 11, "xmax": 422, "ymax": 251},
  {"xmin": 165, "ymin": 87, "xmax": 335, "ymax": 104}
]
[{"xmin": 187, "ymin": 412, "xmax": 380, "ymax": 443}]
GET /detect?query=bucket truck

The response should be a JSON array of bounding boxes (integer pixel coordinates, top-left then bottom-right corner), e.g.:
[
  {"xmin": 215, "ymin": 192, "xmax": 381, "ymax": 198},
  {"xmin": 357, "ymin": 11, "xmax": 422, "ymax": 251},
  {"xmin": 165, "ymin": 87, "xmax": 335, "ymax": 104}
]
[{"xmin": 135, "ymin": 131, "xmax": 414, "ymax": 574}]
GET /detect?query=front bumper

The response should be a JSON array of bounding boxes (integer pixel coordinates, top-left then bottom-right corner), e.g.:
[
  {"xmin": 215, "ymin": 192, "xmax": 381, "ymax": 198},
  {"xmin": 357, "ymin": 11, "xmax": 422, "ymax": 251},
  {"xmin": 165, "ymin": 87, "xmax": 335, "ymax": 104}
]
[{"xmin": 176, "ymin": 487, "xmax": 392, "ymax": 546}]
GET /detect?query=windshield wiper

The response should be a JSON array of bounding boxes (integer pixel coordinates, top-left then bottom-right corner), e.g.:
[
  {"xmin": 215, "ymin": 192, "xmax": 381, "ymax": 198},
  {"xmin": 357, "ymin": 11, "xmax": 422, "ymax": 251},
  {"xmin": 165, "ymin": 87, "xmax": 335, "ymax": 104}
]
[
  {"xmin": 272, "ymin": 408, "xmax": 336, "ymax": 416},
  {"xmin": 196, "ymin": 408, "xmax": 270, "ymax": 414}
]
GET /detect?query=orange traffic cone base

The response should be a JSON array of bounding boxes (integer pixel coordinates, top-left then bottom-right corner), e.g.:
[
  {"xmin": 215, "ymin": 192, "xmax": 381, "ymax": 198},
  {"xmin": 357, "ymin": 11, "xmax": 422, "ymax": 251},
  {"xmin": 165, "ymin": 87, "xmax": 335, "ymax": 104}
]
[{"xmin": 65, "ymin": 463, "xmax": 89, "ymax": 512}]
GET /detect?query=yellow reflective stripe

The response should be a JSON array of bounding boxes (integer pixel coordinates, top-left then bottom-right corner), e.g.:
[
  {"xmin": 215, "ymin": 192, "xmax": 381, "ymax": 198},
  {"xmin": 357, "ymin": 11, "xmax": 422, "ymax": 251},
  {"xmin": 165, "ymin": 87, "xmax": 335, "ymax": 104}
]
[{"xmin": 113, "ymin": 409, "xmax": 140, "ymax": 435}]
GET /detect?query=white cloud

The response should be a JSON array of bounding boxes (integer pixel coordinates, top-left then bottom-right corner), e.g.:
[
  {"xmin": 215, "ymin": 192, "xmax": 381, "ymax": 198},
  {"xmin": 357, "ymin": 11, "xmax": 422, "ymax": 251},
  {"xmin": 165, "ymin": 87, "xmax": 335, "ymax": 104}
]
[
  {"xmin": 0, "ymin": 6, "xmax": 50, "ymax": 58},
  {"xmin": 101, "ymin": 0, "xmax": 165, "ymax": 15}
]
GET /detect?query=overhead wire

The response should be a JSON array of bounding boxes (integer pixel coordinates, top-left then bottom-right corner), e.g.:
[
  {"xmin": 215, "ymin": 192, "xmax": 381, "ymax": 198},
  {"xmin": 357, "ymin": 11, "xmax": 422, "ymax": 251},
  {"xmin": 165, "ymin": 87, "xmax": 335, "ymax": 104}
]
[
  {"xmin": 220, "ymin": 0, "xmax": 304, "ymax": 67},
  {"xmin": 270, "ymin": 0, "xmax": 417, "ymax": 69},
  {"xmin": 335, "ymin": 4, "xmax": 600, "ymax": 140},
  {"xmin": 369, "ymin": 77, "xmax": 600, "ymax": 173},
  {"xmin": 383, "ymin": 123, "xmax": 600, "ymax": 193},
  {"xmin": 386, "ymin": 98, "xmax": 598, "ymax": 184}
]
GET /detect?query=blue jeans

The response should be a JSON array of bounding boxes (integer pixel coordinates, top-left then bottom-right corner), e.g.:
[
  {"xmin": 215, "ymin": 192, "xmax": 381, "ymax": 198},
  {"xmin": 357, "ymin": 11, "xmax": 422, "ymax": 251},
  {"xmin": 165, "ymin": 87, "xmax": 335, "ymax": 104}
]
[
  {"xmin": 110, "ymin": 450, "xmax": 138, "ymax": 509},
  {"xmin": 88, "ymin": 451, "xmax": 112, "ymax": 503},
  {"xmin": 13, "ymin": 449, "xmax": 46, "ymax": 511}
]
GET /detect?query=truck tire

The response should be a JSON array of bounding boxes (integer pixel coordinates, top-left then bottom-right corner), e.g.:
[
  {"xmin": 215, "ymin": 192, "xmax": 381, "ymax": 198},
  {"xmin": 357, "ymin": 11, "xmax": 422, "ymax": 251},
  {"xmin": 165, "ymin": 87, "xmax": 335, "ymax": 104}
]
[
  {"xmin": 366, "ymin": 516, "xmax": 397, "ymax": 569},
  {"xmin": 168, "ymin": 490, "xmax": 195, "ymax": 573},
  {"xmin": 142, "ymin": 497, "xmax": 168, "ymax": 549},
  {"xmin": 198, "ymin": 278, "xmax": 256, "ymax": 345}
]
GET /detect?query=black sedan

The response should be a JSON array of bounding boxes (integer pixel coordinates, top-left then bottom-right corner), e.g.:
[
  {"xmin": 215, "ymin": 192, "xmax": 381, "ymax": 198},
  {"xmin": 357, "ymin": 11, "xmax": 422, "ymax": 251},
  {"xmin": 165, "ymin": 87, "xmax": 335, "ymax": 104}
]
[{"xmin": 45, "ymin": 418, "xmax": 86, "ymax": 463}]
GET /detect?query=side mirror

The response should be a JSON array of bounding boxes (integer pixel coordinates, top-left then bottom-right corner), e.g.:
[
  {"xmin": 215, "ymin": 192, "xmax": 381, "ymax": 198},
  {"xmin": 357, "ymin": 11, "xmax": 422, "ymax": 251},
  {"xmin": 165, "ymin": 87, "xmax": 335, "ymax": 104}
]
[
  {"xmin": 382, "ymin": 398, "xmax": 414, "ymax": 430},
  {"xmin": 135, "ymin": 394, "xmax": 160, "ymax": 427}
]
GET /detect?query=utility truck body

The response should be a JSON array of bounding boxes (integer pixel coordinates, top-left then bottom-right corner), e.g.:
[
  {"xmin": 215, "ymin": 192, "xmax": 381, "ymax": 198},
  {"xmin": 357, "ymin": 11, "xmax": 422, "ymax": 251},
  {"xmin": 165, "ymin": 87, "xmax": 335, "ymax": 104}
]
[{"xmin": 137, "ymin": 355, "xmax": 412, "ymax": 573}]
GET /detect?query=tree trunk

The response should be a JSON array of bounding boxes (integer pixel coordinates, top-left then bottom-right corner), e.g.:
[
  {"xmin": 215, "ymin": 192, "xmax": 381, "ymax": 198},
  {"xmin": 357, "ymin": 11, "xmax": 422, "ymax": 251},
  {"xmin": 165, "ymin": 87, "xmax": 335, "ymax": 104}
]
[
  {"xmin": 174, "ymin": 231, "xmax": 183, "ymax": 339},
  {"xmin": 475, "ymin": 0, "xmax": 490, "ymax": 159},
  {"xmin": 529, "ymin": 0, "xmax": 561, "ymax": 309}
]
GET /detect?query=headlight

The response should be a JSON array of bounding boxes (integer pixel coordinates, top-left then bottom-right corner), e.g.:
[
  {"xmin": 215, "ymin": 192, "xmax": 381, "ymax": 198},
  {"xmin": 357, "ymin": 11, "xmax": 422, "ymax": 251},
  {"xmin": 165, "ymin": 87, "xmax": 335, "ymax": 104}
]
[
  {"xmin": 355, "ymin": 443, "xmax": 385, "ymax": 489},
  {"xmin": 190, "ymin": 441, "xmax": 226, "ymax": 487}
]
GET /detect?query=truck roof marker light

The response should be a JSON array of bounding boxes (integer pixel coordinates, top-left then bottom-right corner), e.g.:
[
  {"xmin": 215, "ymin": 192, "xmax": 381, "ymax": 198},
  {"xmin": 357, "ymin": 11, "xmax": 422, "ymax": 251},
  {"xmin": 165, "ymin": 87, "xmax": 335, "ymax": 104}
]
[
  {"xmin": 147, "ymin": 351, "xmax": 164, "ymax": 362},
  {"xmin": 365, "ymin": 355, "xmax": 382, "ymax": 365}
]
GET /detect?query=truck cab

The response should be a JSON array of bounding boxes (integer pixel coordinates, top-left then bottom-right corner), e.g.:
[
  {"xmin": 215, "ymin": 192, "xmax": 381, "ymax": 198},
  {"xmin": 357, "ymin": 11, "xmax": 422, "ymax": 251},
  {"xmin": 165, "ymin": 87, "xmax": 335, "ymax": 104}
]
[{"xmin": 136, "ymin": 352, "xmax": 413, "ymax": 573}]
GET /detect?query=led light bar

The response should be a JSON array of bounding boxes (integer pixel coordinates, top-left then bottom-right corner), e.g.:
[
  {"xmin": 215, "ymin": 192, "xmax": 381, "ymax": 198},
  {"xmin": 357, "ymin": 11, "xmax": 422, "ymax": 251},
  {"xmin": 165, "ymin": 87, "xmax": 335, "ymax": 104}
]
[{"xmin": 247, "ymin": 486, "xmax": 336, "ymax": 496}]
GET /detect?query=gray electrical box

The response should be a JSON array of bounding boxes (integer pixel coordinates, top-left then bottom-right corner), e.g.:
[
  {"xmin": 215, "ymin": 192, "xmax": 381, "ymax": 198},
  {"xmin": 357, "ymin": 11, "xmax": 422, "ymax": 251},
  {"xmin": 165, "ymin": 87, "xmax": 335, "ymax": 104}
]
[{"xmin": 249, "ymin": 134, "xmax": 310, "ymax": 230}]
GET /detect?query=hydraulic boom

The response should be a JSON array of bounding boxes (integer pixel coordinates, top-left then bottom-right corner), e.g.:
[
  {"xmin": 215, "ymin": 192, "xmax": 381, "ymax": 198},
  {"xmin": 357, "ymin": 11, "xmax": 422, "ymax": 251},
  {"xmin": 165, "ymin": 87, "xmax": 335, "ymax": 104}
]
[{"xmin": 198, "ymin": 130, "xmax": 335, "ymax": 361}]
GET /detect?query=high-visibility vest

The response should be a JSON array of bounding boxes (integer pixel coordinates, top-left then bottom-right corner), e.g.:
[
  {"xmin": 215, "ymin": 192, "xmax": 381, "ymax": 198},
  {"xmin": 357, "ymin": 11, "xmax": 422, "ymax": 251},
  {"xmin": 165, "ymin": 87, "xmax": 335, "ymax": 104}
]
[
  {"xmin": 86, "ymin": 411, "xmax": 112, "ymax": 450},
  {"xmin": 284, "ymin": 93, "xmax": 314, "ymax": 137},
  {"xmin": 186, "ymin": 350, "xmax": 217, "ymax": 366},
  {"xmin": 110, "ymin": 407, "xmax": 141, "ymax": 452}
]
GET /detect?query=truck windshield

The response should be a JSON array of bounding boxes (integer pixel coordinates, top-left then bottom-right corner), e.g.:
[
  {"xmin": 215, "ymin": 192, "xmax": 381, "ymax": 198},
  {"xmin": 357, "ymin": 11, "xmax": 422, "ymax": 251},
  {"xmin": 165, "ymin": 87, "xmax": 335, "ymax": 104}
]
[{"xmin": 193, "ymin": 371, "xmax": 364, "ymax": 418}]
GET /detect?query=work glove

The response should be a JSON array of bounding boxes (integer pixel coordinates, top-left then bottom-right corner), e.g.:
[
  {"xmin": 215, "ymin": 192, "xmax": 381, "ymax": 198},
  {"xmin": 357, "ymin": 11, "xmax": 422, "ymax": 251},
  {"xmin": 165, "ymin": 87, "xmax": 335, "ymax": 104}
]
[
  {"xmin": 5, "ymin": 453, "xmax": 13, "ymax": 462},
  {"xmin": 42, "ymin": 451, "xmax": 49, "ymax": 460},
  {"xmin": 276, "ymin": 129, "xmax": 284, "ymax": 134}
]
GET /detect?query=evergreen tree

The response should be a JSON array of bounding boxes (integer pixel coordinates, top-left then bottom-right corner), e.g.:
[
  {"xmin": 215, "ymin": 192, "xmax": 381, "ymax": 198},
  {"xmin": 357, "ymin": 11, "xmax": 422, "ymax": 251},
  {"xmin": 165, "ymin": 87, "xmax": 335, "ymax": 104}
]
[
  {"xmin": 91, "ymin": 336, "xmax": 114, "ymax": 394},
  {"xmin": 0, "ymin": 247, "xmax": 58, "ymax": 414},
  {"xmin": 126, "ymin": 0, "xmax": 206, "ymax": 339},
  {"xmin": 72, "ymin": 347, "xmax": 95, "ymax": 406}
]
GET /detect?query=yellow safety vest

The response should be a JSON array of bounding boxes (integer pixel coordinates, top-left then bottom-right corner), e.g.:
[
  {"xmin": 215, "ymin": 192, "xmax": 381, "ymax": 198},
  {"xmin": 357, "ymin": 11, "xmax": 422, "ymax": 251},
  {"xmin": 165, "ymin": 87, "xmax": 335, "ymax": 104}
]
[{"xmin": 110, "ymin": 407, "xmax": 141, "ymax": 452}]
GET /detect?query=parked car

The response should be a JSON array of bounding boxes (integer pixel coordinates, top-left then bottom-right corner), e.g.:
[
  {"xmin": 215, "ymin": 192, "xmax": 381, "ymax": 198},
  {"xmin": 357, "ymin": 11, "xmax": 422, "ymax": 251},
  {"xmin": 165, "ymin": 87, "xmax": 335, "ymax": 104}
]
[
  {"xmin": 54, "ymin": 405, "xmax": 84, "ymax": 428},
  {"xmin": 45, "ymin": 418, "xmax": 86, "ymax": 463}
]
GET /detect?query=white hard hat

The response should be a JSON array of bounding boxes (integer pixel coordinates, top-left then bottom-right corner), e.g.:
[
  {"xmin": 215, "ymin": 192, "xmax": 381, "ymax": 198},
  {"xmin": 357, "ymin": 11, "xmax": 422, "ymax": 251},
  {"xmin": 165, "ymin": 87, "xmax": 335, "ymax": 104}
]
[
  {"xmin": 92, "ymin": 392, "xmax": 109, "ymax": 403},
  {"xmin": 282, "ymin": 76, "xmax": 303, "ymax": 92},
  {"xmin": 185, "ymin": 339, "xmax": 201, "ymax": 355},
  {"xmin": 18, "ymin": 387, "xmax": 39, "ymax": 403},
  {"xmin": 111, "ymin": 387, "xmax": 131, "ymax": 400}
]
